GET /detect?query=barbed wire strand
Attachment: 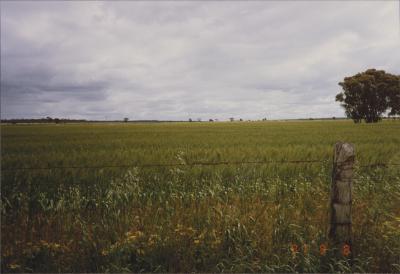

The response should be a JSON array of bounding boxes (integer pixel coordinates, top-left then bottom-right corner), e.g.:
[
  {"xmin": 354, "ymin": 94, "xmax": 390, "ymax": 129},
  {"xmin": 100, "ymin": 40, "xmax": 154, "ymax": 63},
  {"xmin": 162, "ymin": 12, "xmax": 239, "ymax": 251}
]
[
  {"xmin": 0, "ymin": 160, "xmax": 325, "ymax": 171},
  {"xmin": 0, "ymin": 175, "xmax": 397, "ymax": 187},
  {"xmin": 1, "ymin": 159, "xmax": 399, "ymax": 172}
]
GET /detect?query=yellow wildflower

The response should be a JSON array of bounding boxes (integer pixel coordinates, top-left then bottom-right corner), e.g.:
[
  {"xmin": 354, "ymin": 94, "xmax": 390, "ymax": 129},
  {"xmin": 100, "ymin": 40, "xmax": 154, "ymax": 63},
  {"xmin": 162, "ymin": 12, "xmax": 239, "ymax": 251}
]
[
  {"xmin": 136, "ymin": 231, "xmax": 144, "ymax": 237},
  {"xmin": 137, "ymin": 249, "xmax": 145, "ymax": 255},
  {"xmin": 198, "ymin": 232, "xmax": 206, "ymax": 239},
  {"xmin": 9, "ymin": 263, "xmax": 20, "ymax": 270},
  {"xmin": 128, "ymin": 235, "xmax": 137, "ymax": 241},
  {"xmin": 101, "ymin": 249, "xmax": 108, "ymax": 256}
]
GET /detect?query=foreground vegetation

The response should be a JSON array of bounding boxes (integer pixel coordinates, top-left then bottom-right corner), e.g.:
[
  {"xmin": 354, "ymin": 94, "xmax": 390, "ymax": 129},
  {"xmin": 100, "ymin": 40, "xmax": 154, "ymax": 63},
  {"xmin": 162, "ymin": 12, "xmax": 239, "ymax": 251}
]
[{"xmin": 1, "ymin": 120, "xmax": 399, "ymax": 272}]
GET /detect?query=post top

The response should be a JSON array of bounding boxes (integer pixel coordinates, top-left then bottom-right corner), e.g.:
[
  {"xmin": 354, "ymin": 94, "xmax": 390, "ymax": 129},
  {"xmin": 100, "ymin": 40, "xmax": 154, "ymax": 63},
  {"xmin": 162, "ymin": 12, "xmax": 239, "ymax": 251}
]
[{"xmin": 335, "ymin": 142, "xmax": 355, "ymax": 163}]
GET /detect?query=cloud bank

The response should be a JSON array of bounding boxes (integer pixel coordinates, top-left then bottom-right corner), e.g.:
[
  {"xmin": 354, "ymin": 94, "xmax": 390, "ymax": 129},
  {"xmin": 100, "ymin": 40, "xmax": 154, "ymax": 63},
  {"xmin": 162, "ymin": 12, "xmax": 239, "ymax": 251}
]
[{"xmin": 1, "ymin": 1, "xmax": 399, "ymax": 120}]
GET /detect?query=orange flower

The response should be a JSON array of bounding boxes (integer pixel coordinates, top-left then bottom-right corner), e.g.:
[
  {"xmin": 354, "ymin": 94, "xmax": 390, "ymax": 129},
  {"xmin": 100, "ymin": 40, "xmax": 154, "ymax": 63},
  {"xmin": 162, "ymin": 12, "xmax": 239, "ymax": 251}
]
[
  {"xmin": 290, "ymin": 244, "xmax": 299, "ymax": 254},
  {"xmin": 319, "ymin": 244, "xmax": 328, "ymax": 256},
  {"xmin": 342, "ymin": 244, "xmax": 351, "ymax": 257}
]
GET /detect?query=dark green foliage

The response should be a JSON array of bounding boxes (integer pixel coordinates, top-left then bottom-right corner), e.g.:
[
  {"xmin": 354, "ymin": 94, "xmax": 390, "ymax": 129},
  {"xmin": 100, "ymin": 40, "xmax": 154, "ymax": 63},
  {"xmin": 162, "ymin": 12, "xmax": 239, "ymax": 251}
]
[{"xmin": 336, "ymin": 69, "xmax": 400, "ymax": 123}]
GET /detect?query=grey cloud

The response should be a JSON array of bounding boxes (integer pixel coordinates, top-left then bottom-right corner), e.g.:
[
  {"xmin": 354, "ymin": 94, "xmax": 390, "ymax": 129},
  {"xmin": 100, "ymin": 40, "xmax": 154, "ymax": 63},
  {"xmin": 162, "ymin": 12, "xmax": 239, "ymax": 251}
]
[{"xmin": 1, "ymin": 1, "xmax": 399, "ymax": 120}]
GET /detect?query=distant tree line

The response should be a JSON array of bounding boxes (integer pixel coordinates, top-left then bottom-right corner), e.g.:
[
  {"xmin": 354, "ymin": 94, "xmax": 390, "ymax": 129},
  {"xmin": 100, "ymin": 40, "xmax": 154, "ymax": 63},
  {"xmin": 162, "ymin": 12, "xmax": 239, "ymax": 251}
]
[
  {"xmin": 1, "ymin": 117, "xmax": 88, "ymax": 124},
  {"xmin": 188, "ymin": 117, "xmax": 269, "ymax": 122}
]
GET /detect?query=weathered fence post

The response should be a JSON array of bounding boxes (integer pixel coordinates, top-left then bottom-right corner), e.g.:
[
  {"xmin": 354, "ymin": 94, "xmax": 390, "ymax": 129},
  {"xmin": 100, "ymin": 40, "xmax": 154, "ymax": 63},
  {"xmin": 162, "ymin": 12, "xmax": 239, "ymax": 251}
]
[{"xmin": 329, "ymin": 142, "xmax": 355, "ymax": 252}]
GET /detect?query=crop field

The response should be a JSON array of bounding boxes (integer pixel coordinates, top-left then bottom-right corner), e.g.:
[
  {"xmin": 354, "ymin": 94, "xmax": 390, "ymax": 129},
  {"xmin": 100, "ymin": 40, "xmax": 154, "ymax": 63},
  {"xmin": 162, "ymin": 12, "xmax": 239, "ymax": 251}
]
[{"xmin": 1, "ymin": 120, "xmax": 400, "ymax": 272}]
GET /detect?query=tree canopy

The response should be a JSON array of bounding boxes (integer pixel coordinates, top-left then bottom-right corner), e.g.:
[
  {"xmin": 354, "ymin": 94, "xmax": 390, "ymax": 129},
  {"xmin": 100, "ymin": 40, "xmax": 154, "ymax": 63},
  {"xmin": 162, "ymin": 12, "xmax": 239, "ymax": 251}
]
[{"xmin": 336, "ymin": 69, "xmax": 400, "ymax": 123}]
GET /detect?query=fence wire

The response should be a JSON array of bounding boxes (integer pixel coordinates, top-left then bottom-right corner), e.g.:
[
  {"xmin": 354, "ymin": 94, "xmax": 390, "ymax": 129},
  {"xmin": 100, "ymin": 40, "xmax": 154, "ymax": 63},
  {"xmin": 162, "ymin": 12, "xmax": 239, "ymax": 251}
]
[{"xmin": 1, "ymin": 159, "xmax": 399, "ymax": 172}]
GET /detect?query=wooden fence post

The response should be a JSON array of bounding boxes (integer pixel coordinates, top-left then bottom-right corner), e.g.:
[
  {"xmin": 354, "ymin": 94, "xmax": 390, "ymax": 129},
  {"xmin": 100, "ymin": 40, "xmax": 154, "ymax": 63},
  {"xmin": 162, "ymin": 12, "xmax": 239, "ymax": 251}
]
[{"xmin": 329, "ymin": 142, "xmax": 355, "ymax": 252}]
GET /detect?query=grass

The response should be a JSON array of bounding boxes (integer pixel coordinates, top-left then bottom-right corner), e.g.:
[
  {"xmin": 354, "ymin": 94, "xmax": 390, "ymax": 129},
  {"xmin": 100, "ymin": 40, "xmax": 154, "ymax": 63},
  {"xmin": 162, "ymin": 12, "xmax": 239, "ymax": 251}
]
[{"xmin": 1, "ymin": 120, "xmax": 400, "ymax": 272}]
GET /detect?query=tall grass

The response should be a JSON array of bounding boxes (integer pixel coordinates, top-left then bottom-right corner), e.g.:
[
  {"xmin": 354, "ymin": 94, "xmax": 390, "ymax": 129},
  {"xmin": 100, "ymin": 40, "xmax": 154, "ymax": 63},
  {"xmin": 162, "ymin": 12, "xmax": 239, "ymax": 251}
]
[{"xmin": 1, "ymin": 120, "xmax": 399, "ymax": 272}]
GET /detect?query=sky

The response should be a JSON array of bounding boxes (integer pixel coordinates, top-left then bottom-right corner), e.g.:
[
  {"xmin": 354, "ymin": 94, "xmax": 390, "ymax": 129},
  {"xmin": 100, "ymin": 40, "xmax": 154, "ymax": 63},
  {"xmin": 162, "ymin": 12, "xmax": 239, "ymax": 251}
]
[{"xmin": 1, "ymin": 1, "xmax": 400, "ymax": 121}]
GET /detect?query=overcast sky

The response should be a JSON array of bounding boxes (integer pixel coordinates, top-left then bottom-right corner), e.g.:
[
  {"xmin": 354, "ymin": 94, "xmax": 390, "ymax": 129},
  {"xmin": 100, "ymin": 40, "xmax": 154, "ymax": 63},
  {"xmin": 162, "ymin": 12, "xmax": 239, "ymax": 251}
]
[{"xmin": 1, "ymin": 1, "xmax": 399, "ymax": 120}]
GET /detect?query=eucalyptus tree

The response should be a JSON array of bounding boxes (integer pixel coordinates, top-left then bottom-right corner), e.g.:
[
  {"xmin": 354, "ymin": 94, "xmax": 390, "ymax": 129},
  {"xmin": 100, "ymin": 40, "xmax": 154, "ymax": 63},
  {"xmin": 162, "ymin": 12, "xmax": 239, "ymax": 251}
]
[{"xmin": 336, "ymin": 69, "xmax": 400, "ymax": 123}]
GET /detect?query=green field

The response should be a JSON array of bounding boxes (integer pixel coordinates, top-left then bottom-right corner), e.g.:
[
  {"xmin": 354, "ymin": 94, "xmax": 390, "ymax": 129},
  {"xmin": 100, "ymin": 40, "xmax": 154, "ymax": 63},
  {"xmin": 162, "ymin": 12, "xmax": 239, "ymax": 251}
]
[{"xmin": 1, "ymin": 120, "xmax": 400, "ymax": 272}]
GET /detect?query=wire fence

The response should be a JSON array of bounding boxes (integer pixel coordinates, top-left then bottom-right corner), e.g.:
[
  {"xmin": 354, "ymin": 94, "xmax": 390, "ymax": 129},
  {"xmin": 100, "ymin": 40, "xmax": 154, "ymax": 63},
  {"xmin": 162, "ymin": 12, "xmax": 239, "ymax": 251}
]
[{"xmin": 1, "ymin": 159, "xmax": 399, "ymax": 172}]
